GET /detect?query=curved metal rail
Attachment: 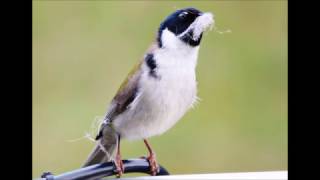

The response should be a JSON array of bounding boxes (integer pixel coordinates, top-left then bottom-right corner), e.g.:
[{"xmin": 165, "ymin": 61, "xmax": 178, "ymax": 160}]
[{"xmin": 40, "ymin": 159, "xmax": 169, "ymax": 180}]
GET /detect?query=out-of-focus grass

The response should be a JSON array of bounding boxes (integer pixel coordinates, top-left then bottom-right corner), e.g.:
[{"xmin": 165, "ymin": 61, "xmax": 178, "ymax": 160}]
[{"xmin": 33, "ymin": 1, "xmax": 287, "ymax": 178}]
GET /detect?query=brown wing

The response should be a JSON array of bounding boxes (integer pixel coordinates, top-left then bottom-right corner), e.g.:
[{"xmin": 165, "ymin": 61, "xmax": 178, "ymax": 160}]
[
  {"xmin": 95, "ymin": 43, "xmax": 158, "ymax": 140},
  {"xmin": 95, "ymin": 61, "xmax": 142, "ymax": 140},
  {"xmin": 107, "ymin": 59, "xmax": 143, "ymax": 121},
  {"xmin": 105, "ymin": 42, "xmax": 158, "ymax": 122}
]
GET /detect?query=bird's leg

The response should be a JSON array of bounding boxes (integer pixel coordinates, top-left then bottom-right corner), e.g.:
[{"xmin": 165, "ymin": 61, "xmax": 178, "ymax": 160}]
[
  {"xmin": 143, "ymin": 139, "xmax": 160, "ymax": 176},
  {"xmin": 114, "ymin": 135, "xmax": 124, "ymax": 177}
]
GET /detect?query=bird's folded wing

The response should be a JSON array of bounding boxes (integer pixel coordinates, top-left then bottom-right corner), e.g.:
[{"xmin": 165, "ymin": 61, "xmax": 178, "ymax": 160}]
[
  {"xmin": 109, "ymin": 60, "xmax": 143, "ymax": 120},
  {"xmin": 104, "ymin": 43, "xmax": 158, "ymax": 124},
  {"xmin": 95, "ymin": 60, "xmax": 142, "ymax": 140},
  {"xmin": 96, "ymin": 43, "xmax": 159, "ymax": 140}
]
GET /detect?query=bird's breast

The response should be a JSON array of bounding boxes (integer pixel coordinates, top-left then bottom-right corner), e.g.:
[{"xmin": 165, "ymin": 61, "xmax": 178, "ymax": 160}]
[{"xmin": 114, "ymin": 49, "xmax": 199, "ymax": 140}]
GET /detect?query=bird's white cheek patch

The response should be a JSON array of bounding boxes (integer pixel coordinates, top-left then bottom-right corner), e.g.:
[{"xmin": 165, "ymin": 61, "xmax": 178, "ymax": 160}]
[{"xmin": 161, "ymin": 28, "xmax": 185, "ymax": 49}]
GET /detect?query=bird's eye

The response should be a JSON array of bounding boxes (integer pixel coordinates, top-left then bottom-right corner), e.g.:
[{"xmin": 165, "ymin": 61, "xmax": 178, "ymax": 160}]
[{"xmin": 178, "ymin": 12, "xmax": 188, "ymax": 19}]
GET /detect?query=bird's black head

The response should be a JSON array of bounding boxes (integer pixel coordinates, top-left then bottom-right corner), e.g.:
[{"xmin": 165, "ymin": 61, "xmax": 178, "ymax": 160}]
[{"xmin": 157, "ymin": 7, "xmax": 204, "ymax": 48}]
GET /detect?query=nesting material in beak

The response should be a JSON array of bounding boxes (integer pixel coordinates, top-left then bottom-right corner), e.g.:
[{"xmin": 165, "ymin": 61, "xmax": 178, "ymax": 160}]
[
  {"xmin": 192, "ymin": 12, "xmax": 214, "ymax": 40},
  {"xmin": 179, "ymin": 12, "xmax": 215, "ymax": 41}
]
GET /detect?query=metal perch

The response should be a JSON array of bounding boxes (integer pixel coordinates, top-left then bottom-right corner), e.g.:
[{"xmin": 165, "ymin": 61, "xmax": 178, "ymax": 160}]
[{"xmin": 40, "ymin": 158, "xmax": 169, "ymax": 180}]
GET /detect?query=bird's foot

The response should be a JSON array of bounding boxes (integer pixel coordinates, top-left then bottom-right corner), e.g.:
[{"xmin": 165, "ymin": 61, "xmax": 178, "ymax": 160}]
[
  {"xmin": 141, "ymin": 153, "xmax": 160, "ymax": 176},
  {"xmin": 113, "ymin": 154, "xmax": 124, "ymax": 178}
]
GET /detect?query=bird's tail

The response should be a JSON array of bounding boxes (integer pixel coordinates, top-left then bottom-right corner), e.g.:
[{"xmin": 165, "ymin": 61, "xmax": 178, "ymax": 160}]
[{"xmin": 82, "ymin": 124, "xmax": 118, "ymax": 167}]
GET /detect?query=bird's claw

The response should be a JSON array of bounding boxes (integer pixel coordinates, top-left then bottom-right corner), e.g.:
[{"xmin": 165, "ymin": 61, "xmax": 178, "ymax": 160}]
[
  {"xmin": 113, "ymin": 154, "xmax": 124, "ymax": 178},
  {"xmin": 141, "ymin": 153, "xmax": 160, "ymax": 176}
]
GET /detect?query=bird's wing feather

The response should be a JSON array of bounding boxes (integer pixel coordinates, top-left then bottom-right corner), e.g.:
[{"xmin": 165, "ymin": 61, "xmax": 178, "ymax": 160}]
[
  {"xmin": 108, "ymin": 60, "xmax": 143, "ymax": 120},
  {"xmin": 86, "ymin": 59, "xmax": 145, "ymax": 164},
  {"xmin": 95, "ymin": 43, "xmax": 158, "ymax": 140},
  {"xmin": 105, "ymin": 42, "xmax": 158, "ymax": 123},
  {"xmin": 95, "ymin": 60, "xmax": 143, "ymax": 140}
]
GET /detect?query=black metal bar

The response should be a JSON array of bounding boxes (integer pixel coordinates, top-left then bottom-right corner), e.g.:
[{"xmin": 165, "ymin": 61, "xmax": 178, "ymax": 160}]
[{"xmin": 41, "ymin": 159, "xmax": 170, "ymax": 180}]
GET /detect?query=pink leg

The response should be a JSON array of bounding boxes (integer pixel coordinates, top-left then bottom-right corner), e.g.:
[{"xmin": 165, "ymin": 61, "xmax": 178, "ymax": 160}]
[
  {"xmin": 114, "ymin": 136, "xmax": 124, "ymax": 177},
  {"xmin": 143, "ymin": 139, "xmax": 160, "ymax": 176}
]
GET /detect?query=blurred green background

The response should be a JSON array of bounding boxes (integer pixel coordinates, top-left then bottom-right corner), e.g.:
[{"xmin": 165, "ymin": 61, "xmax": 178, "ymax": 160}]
[{"xmin": 33, "ymin": 0, "xmax": 287, "ymax": 178}]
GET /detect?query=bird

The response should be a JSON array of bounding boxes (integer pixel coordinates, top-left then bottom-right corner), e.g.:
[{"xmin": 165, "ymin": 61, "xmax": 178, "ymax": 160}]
[{"xmin": 83, "ymin": 7, "xmax": 214, "ymax": 177}]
